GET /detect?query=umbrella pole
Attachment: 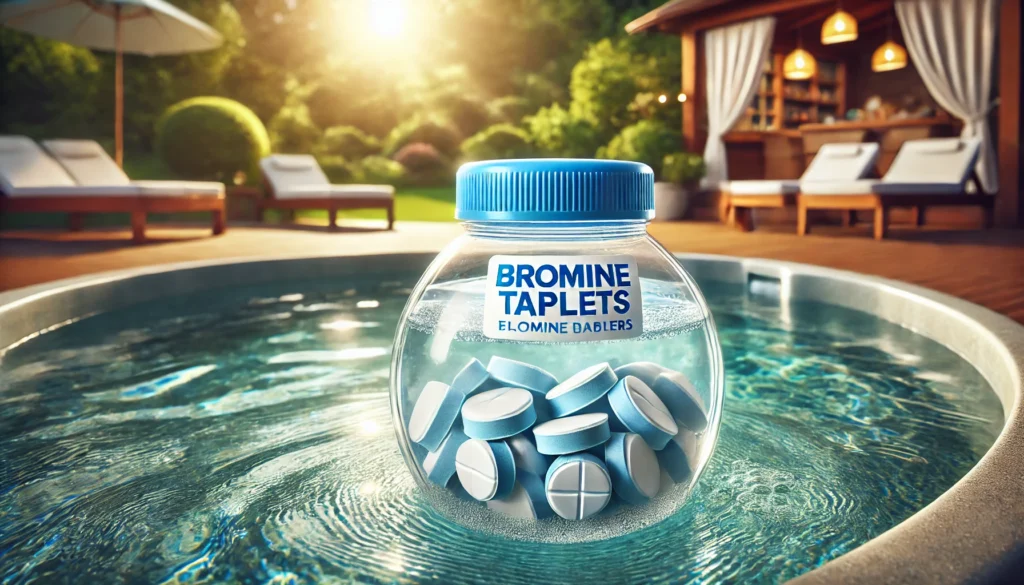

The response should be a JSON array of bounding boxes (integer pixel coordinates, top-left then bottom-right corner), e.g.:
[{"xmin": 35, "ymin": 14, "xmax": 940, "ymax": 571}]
[{"xmin": 115, "ymin": 4, "xmax": 123, "ymax": 168}]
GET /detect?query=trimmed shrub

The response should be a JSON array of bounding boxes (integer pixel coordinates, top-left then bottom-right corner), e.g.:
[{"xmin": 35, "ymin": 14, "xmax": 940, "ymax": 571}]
[
  {"xmin": 461, "ymin": 124, "xmax": 534, "ymax": 161},
  {"xmin": 489, "ymin": 96, "xmax": 532, "ymax": 124},
  {"xmin": 597, "ymin": 120, "xmax": 680, "ymax": 173},
  {"xmin": 661, "ymin": 152, "xmax": 705, "ymax": 185},
  {"xmin": 268, "ymin": 103, "xmax": 320, "ymax": 154},
  {"xmin": 384, "ymin": 116, "xmax": 462, "ymax": 158},
  {"xmin": 524, "ymin": 103, "xmax": 601, "ymax": 158},
  {"xmin": 315, "ymin": 126, "xmax": 381, "ymax": 159},
  {"xmin": 393, "ymin": 142, "xmax": 452, "ymax": 186},
  {"xmin": 356, "ymin": 155, "xmax": 407, "ymax": 185},
  {"xmin": 318, "ymin": 155, "xmax": 358, "ymax": 184},
  {"xmin": 434, "ymin": 94, "xmax": 492, "ymax": 137},
  {"xmin": 155, "ymin": 96, "xmax": 270, "ymax": 183}
]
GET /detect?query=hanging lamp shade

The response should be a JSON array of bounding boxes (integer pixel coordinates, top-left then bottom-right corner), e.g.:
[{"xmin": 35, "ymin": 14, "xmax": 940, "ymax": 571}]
[
  {"xmin": 821, "ymin": 10, "xmax": 858, "ymax": 44},
  {"xmin": 783, "ymin": 48, "xmax": 817, "ymax": 80},
  {"xmin": 872, "ymin": 40, "xmax": 908, "ymax": 71}
]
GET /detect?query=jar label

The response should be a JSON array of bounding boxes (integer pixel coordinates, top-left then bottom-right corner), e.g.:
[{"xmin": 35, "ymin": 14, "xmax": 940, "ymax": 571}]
[{"xmin": 483, "ymin": 254, "xmax": 643, "ymax": 342}]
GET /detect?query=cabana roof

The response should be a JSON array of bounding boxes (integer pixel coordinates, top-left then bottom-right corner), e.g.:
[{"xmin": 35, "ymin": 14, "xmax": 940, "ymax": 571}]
[{"xmin": 626, "ymin": 0, "xmax": 894, "ymax": 35}]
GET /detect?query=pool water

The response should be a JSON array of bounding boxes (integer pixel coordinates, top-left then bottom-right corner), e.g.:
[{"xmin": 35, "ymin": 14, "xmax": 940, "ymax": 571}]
[{"xmin": 0, "ymin": 272, "xmax": 1002, "ymax": 585}]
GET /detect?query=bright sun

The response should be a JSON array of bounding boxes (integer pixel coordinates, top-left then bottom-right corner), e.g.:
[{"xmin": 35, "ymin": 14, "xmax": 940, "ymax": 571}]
[{"xmin": 369, "ymin": 0, "xmax": 405, "ymax": 39}]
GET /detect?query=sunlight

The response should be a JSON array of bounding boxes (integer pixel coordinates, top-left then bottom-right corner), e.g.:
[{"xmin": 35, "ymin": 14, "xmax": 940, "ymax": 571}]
[{"xmin": 369, "ymin": 0, "xmax": 405, "ymax": 39}]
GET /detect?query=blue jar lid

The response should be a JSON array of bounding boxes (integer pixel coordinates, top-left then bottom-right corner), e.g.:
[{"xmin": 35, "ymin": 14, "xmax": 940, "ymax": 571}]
[{"xmin": 455, "ymin": 159, "xmax": 655, "ymax": 221}]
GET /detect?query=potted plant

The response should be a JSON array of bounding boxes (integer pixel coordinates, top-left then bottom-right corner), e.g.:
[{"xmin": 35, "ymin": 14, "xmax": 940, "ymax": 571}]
[{"xmin": 654, "ymin": 152, "xmax": 705, "ymax": 221}]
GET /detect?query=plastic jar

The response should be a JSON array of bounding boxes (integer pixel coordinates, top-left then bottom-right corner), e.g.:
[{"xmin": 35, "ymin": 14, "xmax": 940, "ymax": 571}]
[{"xmin": 390, "ymin": 159, "xmax": 723, "ymax": 542}]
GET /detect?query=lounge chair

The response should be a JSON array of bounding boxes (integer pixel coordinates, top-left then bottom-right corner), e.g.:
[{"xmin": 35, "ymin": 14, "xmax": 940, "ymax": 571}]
[
  {"xmin": 259, "ymin": 155, "xmax": 395, "ymax": 231},
  {"xmin": 798, "ymin": 138, "xmax": 990, "ymax": 240},
  {"xmin": 723, "ymin": 142, "xmax": 880, "ymax": 232},
  {"xmin": 0, "ymin": 136, "xmax": 225, "ymax": 244},
  {"xmin": 42, "ymin": 139, "xmax": 226, "ymax": 241}
]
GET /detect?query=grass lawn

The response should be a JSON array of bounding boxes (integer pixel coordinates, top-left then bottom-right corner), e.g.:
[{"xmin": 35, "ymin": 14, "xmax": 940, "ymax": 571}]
[
  {"xmin": 2, "ymin": 152, "xmax": 457, "ymax": 229},
  {"xmin": 290, "ymin": 186, "xmax": 457, "ymax": 224}
]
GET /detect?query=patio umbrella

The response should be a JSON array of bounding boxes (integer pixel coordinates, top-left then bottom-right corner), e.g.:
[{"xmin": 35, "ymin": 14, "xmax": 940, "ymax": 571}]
[{"xmin": 0, "ymin": 0, "xmax": 223, "ymax": 167}]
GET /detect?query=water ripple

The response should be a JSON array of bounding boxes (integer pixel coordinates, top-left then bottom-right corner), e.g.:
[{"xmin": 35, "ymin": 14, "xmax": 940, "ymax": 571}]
[{"xmin": 0, "ymin": 278, "xmax": 1002, "ymax": 585}]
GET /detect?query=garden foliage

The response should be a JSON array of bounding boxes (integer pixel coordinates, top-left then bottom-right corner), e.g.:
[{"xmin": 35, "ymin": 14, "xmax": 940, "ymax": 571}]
[
  {"xmin": 315, "ymin": 126, "xmax": 381, "ymax": 159},
  {"xmin": 461, "ymin": 124, "xmax": 535, "ymax": 161},
  {"xmin": 597, "ymin": 120, "xmax": 682, "ymax": 175},
  {"xmin": 155, "ymin": 96, "xmax": 270, "ymax": 183}
]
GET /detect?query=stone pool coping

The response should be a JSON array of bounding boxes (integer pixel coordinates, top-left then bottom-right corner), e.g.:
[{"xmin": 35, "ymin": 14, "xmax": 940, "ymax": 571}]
[{"xmin": 0, "ymin": 252, "xmax": 1021, "ymax": 584}]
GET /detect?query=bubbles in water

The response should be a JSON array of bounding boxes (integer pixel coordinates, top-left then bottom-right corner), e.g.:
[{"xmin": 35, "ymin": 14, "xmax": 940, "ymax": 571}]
[{"xmin": 0, "ymin": 276, "xmax": 1002, "ymax": 584}]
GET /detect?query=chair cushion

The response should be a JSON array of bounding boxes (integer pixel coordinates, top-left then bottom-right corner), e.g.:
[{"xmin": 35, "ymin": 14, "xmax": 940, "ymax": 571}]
[
  {"xmin": 4, "ymin": 185, "xmax": 141, "ymax": 197},
  {"xmin": 725, "ymin": 180, "xmax": 799, "ymax": 195},
  {"xmin": 133, "ymin": 180, "xmax": 224, "ymax": 197},
  {"xmin": 43, "ymin": 140, "xmax": 98, "ymax": 159},
  {"xmin": 819, "ymin": 143, "xmax": 862, "ymax": 158},
  {"xmin": 800, "ymin": 180, "xmax": 877, "ymax": 195},
  {"xmin": 0, "ymin": 135, "xmax": 78, "ymax": 192},
  {"xmin": 882, "ymin": 138, "xmax": 981, "ymax": 186},
  {"xmin": 274, "ymin": 184, "xmax": 395, "ymax": 200},
  {"xmin": 908, "ymin": 137, "xmax": 964, "ymax": 154},
  {"xmin": 871, "ymin": 182, "xmax": 966, "ymax": 195},
  {"xmin": 42, "ymin": 139, "xmax": 131, "ymax": 186},
  {"xmin": 260, "ymin": 155, "xmax": 330, "ymax": 194},
  {"xmin": 271, "ymin": 156, "xmax": 318, "ymax": 171},
  {"xmin": 801, "ymin": 142, "xmax": 880, "ymax": 182}
]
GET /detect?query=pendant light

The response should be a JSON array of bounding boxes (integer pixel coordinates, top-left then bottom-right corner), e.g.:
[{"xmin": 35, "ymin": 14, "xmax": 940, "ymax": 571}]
[
  {"xmin": 872, "ymin": 13, "xmax": 908, "ymax": 72},
  {"xmin": 822, "ymin": 2, "xmax": 858, "ymax": 44},
  {"xmin": 784, "ymin": 30, "xmax": 817, "ymax": 80}
]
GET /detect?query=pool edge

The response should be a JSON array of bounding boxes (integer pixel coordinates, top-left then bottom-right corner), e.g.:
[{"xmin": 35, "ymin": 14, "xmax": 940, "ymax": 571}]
[{"xmin": 1, "ymin": 251, "xmax": 1021, "ymax": 585}]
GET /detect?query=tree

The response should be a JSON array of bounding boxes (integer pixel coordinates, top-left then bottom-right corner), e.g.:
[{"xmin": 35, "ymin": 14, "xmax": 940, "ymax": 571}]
[
  {"xmin": 524, "ymin": 104, "xmax": 601, "ymax": 158},
  {"xmin": 0, "ymin": 29, "xmax": 101, "ymax": 137},
  {"xmin": 568, "ymin": 37, "xmax": 680, "ymax": 141}
]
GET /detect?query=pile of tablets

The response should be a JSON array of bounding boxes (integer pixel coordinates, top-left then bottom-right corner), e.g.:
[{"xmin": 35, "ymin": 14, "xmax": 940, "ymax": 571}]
[{"xmin": 408, "ymin": 356, "xmax": 706, "ymax": 521}]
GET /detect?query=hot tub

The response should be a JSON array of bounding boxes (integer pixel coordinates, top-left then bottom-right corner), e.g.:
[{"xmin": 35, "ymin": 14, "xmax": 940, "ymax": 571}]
[{"xmin": 0, "ymin": 253, "xmax": 1021, "ymax": 584}]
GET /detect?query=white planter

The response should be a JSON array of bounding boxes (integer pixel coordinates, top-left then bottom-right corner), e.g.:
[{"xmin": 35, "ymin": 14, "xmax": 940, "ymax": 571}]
[{"xmin": 653, "ymin": 182, "xmax": 690, "ymax": 221}]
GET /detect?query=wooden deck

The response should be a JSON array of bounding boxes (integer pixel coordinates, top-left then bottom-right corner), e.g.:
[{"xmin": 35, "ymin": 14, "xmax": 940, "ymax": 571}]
[{"xmin": 1, "ymin": 220, "xmax": 1022, "ymax": 323}]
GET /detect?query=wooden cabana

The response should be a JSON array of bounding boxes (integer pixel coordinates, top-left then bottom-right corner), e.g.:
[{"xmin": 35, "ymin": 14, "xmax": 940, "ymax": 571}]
[{"xmin": 627, "ymin": 0, "xmax": 1021, "ymax": 231}]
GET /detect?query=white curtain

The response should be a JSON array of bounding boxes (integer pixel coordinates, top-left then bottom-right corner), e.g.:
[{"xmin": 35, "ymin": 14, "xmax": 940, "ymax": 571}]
[
  {"xmin": 702, "ymin": 16, "xmax": 776, "ymax": 188},
  {"xmin": 896, "ymin": 0, "xmax": 999, "ymax": 193}
]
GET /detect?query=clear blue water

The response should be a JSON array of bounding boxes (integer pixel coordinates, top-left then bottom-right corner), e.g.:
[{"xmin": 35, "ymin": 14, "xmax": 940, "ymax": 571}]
[{"xmin": 0, "ymin": 272, "xmax": 1002, "ymax": 584}]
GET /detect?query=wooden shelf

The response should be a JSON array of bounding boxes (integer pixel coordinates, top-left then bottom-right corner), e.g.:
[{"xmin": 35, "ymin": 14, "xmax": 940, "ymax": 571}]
[
  {"xmin": 739, "ymin": 54, "xmax": 846, "ymax": 132},
  {"xmin": 737, "ymin": 56, "xmax": 847, "ymax": 131}
]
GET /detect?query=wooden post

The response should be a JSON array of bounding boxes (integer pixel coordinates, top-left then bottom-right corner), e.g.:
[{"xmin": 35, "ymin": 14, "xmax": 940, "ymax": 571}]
[
  {"xmin": 997, "ymin": 0, "xmax": 1021, "ymax": 226},
  {"xmin": 114, "ymin": 5, "xmax": 124, "ymax": 168},
  {"xmin": 130, "ymin": 209, "xmax": 145, "ymax": 244},
  {"xmin": 797, "ymin": 199, "xmax": 809, "ymax": 236},
  {"xmin": 212, "ymin": 208, "xmax": 226, "ymax": 235},
  {"xmin": 873, "ymin": 205, "xmax": 888, "ymax": 240},
  {"xmin": 681, "ymin": 31, "xmax": 704, "ymax": 153}
]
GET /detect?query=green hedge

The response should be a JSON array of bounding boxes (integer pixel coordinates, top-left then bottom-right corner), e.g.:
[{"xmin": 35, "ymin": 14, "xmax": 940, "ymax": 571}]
[
  {"xmin": 393, "ymin": 142, "xmax": 452, "ymax": 186},
  {"xmin": 434, "ymin": 94, "xmax": 492, "ymax": 137},
  {"xmin": 268, "ymin": 103, "xmax": 320, "ymax": 154},
  {"xmin": 356, "ymin": 155, "xmax": 407, "ymax": 184},
  {"xmin": 318, "ymin": 155, "xmax": 358, "ymax": 184},
  {"xmin": 597, "ymin": 120, "xmax": 680, "ymax": 176},
  {"xmin": 488, "ymin": 96, "xmax": 532, "ymax": 124},
  {"xmin": 461, "ymin": 124, "xmax": 534, "ymax": 161},
  {"xmin": 661, "ymin": 152, "xmax": 705, "ymax": 184},
  {"xmin": 315, "ymin": 125, "xmax": 381, "ymax": 159},
  {"xmin": 155, "ymin": 96, "xmax": 270, "ymax": 184},
  {"xmin": 524, "ymin": 103, "xmax": 600, "ymax": 158},
  {"xmin": 384, "ymin": 116, "xmax": 462, "ymax": 158}
]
